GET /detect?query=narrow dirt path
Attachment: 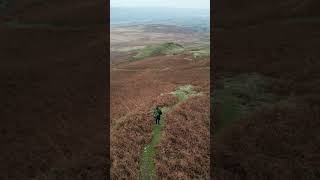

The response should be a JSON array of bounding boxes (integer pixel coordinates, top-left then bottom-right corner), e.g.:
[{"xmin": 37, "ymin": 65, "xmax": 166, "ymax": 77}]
[
  {"xmin": 139, "ymin": 106, "xmax": 170, "ymax": 180},
  {"xmin": 139, "ymin": 85, "xmax": 202, "ymax": 180}
]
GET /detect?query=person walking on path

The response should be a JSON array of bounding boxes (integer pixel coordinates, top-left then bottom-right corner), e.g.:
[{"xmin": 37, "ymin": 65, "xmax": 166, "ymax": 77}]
[{"xmin": 153, "ymin": 106, "xmax": 162, "ymax": 125}]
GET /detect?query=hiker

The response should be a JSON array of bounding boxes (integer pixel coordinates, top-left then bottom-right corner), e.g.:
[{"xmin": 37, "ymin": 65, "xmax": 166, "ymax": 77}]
[{"xmin": 153, "ymin": 106, "xmax": 162, "ymax": 125}]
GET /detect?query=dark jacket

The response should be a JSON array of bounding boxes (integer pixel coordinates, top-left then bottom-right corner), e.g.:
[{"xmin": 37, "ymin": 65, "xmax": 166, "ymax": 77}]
[{"xmin": 153, "ymin": 108, "xmax": 162, "ymax": 119}]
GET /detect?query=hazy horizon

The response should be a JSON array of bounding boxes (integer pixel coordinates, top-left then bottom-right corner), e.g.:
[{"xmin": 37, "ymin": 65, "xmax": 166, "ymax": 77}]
[
  {"xmin": 110, "ymin": 0, "xmax": 210, "ymax": 10},
  {"xmin": 111, "ymin": 6, "xmax": 209, "ymax": 10},
  {"xmin": 111, "ymin": 7, "xmax": 210, "ymax": 29}
]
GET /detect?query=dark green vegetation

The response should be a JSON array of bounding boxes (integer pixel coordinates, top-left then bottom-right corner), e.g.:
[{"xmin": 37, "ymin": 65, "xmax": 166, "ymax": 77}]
[
  {"xmin": 129, "ymin": 42, "xmax": 210, "ymax": 61},
  {"xmin": 131, "ymin": 42, "xmax": 184, "ymax": 61}
]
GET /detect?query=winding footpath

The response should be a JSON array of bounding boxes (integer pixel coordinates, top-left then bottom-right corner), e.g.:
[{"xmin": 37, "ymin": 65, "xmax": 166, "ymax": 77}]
[
  {"xmin": 140, "ymin": 107, "xmax": 170, "ymax": 180},
  {"xmin": 139, "ymin": 85, "xmax": 201, "ymax": 180}
]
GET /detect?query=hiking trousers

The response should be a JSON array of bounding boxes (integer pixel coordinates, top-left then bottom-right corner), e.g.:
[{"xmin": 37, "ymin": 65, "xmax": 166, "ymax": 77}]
[{"xmin": 155, "ymin": 116, "xmax": 160, "ymax": 124}]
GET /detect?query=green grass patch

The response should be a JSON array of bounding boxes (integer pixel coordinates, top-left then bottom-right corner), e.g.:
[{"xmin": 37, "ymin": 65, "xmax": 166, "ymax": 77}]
[
  {"xmin": 131, "ymin": 42, "xmax": 185, "ymax": 61},
  {"xmin": 114, "ymin": 46, "xmax": 146, "ymax": 52},
  {"xmin": 170, "ymin": 84, "xmax": 202, "ymax": 101},
  {"xmin": 190, "ymin": 47, "xmax": 210, "ymax": 59},
  {"xmin": 140, "ymin": 121, "xmax": 164, "ymax": 178},
  {"xmin": 139, "ymin": 107, "xmax": 170, "ymax": 179}
]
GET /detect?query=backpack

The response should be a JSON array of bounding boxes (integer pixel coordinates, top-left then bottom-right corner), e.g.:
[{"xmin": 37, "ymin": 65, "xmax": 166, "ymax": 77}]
[{"xmin": 153, "ymin": 108, "xmax": 161, "ymax": 118}]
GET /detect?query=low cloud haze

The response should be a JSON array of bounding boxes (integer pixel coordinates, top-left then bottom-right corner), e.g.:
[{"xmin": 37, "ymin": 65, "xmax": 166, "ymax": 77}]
[{"xmin": 111, "ymin": 0, "xmax": 210, "ymax": 10}]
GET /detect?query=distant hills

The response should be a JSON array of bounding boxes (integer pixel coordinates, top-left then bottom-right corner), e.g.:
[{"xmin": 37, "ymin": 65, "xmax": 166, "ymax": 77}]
[{"xmin": 111, "ymin": 7, "xmax": 210, "ymax": 32}]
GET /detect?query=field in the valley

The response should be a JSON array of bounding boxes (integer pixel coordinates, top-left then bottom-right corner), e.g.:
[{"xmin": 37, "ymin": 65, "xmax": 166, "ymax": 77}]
[{"xmin": 110, "ymin": 24, "xmax": 209, "ymax": 63}]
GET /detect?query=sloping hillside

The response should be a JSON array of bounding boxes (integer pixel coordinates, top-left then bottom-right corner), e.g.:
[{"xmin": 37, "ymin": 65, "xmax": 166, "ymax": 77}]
[{"xmin": 111, "ymin": 54, "xmax": 210, "ymax": 179}]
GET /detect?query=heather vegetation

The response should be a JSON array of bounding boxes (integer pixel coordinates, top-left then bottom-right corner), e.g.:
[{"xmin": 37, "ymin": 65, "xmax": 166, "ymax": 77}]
[
  {"xmin": 110, "ymin": 6, "xmax": 210, "ymax": 179},
  {"xmin": 140, "ymin": 85, "xmax": 202, "ymax": 179},
  {"xmin": 156, "ymin": 87, "xmax": 210, "ymax": 179},
  {"xmin": 111, "ymin": 53, "xmax": 210, "ymax": 179}
]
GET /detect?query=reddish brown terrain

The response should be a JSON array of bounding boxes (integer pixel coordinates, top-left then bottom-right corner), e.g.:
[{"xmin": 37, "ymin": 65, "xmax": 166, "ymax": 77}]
[
  {"xmin": 110, "ymin": 53, "xmax": 210, "ymax": 179},
  {"xmin": 1, "ymin": 1, "xmax": 108, "ymax": 179},
  {"xmin": 156, "ymin": 94, "xmax": 210, "ymax": 179}
]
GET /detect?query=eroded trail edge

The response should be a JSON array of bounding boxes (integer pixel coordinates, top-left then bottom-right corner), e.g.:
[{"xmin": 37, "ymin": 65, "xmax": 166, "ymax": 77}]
[{"xmin": 139, "ymin": 85, "xmax": 202, "ymax": 180}]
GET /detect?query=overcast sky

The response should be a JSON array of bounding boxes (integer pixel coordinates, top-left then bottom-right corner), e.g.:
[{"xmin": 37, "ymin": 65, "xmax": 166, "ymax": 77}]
[{"xmin": 111, "ymin": 0, "xmax": 210, "ymax": 9}]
